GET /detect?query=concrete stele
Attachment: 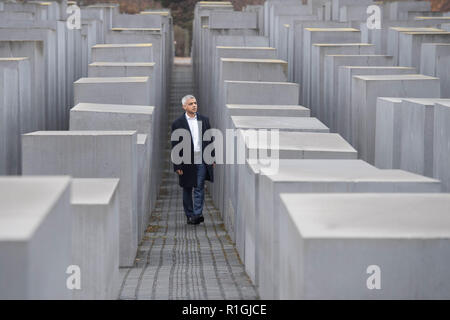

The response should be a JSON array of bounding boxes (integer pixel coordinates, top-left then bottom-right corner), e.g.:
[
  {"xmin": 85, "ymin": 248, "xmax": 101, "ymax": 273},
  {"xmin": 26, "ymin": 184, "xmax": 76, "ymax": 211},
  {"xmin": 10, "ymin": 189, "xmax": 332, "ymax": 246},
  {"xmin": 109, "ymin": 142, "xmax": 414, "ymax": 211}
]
[{"xmin": 279, "ymin": 193, "xmax": 450, "ymax": 299}]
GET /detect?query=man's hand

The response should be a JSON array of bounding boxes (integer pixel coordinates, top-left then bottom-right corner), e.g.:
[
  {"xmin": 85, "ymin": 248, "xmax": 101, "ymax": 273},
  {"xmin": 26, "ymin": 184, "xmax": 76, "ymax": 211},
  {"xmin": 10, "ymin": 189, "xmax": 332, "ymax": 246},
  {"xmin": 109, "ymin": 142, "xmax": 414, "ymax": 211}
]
[{"xmin": 176, "ymin": 169, "xmax": 183, "ymax": 175}]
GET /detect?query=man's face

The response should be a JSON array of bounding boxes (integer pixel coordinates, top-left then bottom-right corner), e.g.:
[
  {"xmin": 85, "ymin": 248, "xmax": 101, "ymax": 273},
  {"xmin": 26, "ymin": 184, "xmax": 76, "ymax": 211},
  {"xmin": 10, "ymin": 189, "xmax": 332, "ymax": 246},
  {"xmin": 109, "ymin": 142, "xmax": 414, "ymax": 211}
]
[{"xmin": 183, "ymin": 98, "xmax": 198, "ymax": 114}]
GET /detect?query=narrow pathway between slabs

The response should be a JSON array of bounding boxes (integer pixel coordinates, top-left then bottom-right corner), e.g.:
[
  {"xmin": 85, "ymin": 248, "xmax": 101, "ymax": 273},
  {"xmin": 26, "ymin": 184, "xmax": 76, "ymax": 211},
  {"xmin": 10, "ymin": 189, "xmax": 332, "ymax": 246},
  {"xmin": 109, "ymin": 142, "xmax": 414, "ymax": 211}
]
[{"xmin": 118, "ymin": 57, "xmax": 259, "ymax": 300}]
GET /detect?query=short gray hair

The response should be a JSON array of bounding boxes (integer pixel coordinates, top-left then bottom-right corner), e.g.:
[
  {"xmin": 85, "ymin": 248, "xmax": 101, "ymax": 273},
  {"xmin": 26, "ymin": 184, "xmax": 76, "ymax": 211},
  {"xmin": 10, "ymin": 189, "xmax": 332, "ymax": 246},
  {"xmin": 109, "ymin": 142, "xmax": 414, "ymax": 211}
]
[{"xmin": 181, "ymin": 94, "xmax": 196, "ymax": 106}]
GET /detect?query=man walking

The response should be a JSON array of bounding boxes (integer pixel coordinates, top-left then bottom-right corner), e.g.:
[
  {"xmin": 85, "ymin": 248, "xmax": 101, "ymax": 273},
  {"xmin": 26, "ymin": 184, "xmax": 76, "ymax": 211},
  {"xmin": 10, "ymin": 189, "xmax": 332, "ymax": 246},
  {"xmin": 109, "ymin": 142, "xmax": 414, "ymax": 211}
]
[{"xmin": 171, "ymin": 95, "xmax": 215, "ymax": 225}]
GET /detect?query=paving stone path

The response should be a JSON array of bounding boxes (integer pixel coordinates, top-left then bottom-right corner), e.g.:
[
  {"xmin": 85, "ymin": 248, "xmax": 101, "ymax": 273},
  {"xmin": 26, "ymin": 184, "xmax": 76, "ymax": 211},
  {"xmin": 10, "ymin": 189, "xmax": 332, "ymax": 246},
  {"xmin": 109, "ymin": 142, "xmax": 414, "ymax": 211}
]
[{"xmin": 118, "ymin": 58, "xmax": 259, "ymax": 300}]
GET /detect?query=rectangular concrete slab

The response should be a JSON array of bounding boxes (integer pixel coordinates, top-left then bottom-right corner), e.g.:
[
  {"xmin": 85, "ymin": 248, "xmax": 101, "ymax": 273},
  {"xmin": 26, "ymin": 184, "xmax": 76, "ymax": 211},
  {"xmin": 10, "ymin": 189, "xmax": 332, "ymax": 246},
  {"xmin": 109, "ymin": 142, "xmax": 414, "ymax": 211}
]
[
  {"xmin": 338, "ymin": 66, "xmax": 416, "ymax": 143},
  {"xmin": 209, "ymin": 11, "xmax": 257, "ymax": 29},
  {"xmin": 91, "ymin": 43, "xmax": 154, "ymax": 63},
  {"xmin": 22, "ymin": 131, "xmax": 138, "ymax": 267},
  {"xmin": 0, "ymin": 176, "xmax": 72, "ymax": 299},
  {"xmin": 420, "ymin": 43, "xmax": 450, "ymax": 98},
  {"xmin": 259, "ymin": 159, "xmax": 442, "ymax": 299},
  {"xmin": 225, "ymin": 104, "xmax": 310, "ymax": 117},
  {"xmin": 310, "ymin": 43, "xmax": 375, "ymax": 121},
  {"xmin": 231, "ymin": 116, "xmax": 329, "ymax": 132},
  {"xmin": 69, "ymin": 103, "xmax": 156, "ymax": 241},
  {"xmin": 387, "ymin": 27, "xmax": 444, "ymax": 65},
  {"xmin": 398, "ymin": 32, "xmax": 450, "ymax": 70},
  {"xmin": 74, "ymin": 77, "xmax": 151, "ymax": 106},
  {"xmin": 279, "ymin": 193, "xmax": 450, "ymax": 299},
  {"xmin": 236, "ymin": 133, "xmax": 358, "ymax": 284},
  {"xmin": 323, "ymin": 55, "xmax": 395, "ymax": 132},
  {"xmin": 0, "ymin": 40, "xmax": 45, "ymax": 132},
  {"xmin": 70, "ymin": 178, "xmax": 120, "ymax": 300},
  {"xmin": 351, "ymin": 74, "xmax": 440, "ymax": 164},
  {"xmin": 302, "ymin": 28, "xmax": 361, "ymax": 107},
  {"xmin": 220, "ymin": 115, "xmax": 330, "ymax": 240},
  {"xmin": 433, "ymin": 101, "xmax": 450, "ymax": 192},
  {"xmin": 224, "ymin": 80, "xmax": 299, "ymax": 105},
  {"xmin": 399, "ymin": 98, "xmax": 450, "ymax": 178},
  {"xmin": 374, "ymin": 97, "xmax": 404, "ymax": 169}
]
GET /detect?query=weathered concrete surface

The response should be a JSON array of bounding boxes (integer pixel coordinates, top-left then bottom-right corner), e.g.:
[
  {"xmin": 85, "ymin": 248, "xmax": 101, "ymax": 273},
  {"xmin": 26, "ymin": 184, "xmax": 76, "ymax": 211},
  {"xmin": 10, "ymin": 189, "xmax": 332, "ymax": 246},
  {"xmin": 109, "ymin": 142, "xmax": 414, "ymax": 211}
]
[
  {"xmin": 279, "ymin": 193, "xmax": 450, "ymax": 299},
  {"xmin": 71, "ymin": 178, "xmax": 120, "ymax": 300},
  {"xmin": 310, "ymin": 43, "xmax": 375, "ymax": 122},
  {"xmin": 302, "ymin": 27, "xmax": 361, "ymax": 108},
  {"xmin": 338, "ymin": 66, "xmax": 416, "ymax": 142},
  {"xmin": 420, "ymin": 43, "xmax": 450, "ymax": 98},
  {"xmin": 22, "ymin": 131, "xmax": 138, "ymax": 267},
  {"xmin": 259, "ymin": 159, "xmax": 441, "ymax": 299},
  {"xmin": 399, "ymin": 99, "xmax": 450, "ymax": 178},
  {"xmin": 237, "ymin": 133, "xmax": 358, "ymax": 285},
  {"xmin": 0, "ymin": 58, "xmax": 31, "ymax": 175},
  {"xmin": 224, "ymin": 80, "xmax": 299, "ymax": 105},
  {"xmin": 69, "ymin": 103, "xmax": 156, "ymax": 242},
  {"xmin": 0, "ymin": 176, "xmax": 72, "ymax": 299},
  {"xmin": 375, "ymin": 97, "xmax": 404, "ymax": 169},
  {"xmin": 398, "ymin": 32, "xmax": 450, "ymax": 70},
  {"xmin": 433, "ymin": 101, "xmax": 450, "ymax": 192},
  {"xmin": 351, "ymin": 74, "xmax": 440, "ymax": 164},
  {"xmin": 74, "ymin": 77, "xmax": 151, "ymax": 105},
  {"xmin": 91, "ymin": 43, "xmax": 154, "ymax": 63},
  {"xmin": 324, "ymin": 55, "xmax": 395, "ymax": 132}
]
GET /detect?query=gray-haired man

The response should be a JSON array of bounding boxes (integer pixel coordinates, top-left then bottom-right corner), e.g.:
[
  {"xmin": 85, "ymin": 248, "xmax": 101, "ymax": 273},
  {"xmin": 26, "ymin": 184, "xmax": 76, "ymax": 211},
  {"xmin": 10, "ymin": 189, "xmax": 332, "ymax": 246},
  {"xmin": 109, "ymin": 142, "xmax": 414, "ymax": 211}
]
[{"xmin": 171, "ymin": 95, "xmax": 215, "ymax": 225}]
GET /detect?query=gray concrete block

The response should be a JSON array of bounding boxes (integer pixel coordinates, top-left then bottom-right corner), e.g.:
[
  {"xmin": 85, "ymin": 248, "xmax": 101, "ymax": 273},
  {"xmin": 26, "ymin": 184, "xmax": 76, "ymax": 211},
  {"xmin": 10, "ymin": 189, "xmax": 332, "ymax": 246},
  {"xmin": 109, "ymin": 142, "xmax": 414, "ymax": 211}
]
[
  {"xmin": 236, "ymin": 133, "xmax": 358, "ymax": 284},
  {"xmin": 310, "ymin": 43, "xmax": 375, "ymax": 122},
  {"xmin": 259, "ymin": 159, "xmax": 441, "ymax": 299},
  {"xmin": 0, "ymin": 41, "xmax": 45, "ymax": 131},
  {"xmin": 224, "ymin": 80, "xmax": 299, "ymax": 105},
  {"xmin": 0, "ymin": 58, "xmax": 31, "ymax": 175},
  {"xmin": 332, "ymin": 0, "xmax": 373, "ymax": 21},
  {"xmin": 351, "ymin": 74, "xmax": 440, "ymax": 164},
  {"xmin": 136, "ymin": 134, "xmax": 150, "ymax": 243},
  {"xmin": 420, "ymin": 43, "xmax": 450, "ymax": 98},
  {"xmin": 279, "ymin": 192, "xmax": 450, "ymax": 299},
  {"xmin": 223, "ymin": 117, "xmax": 330, "ymax": 243},
  {"xmin": 433, "ymin": 101, "xmax": 450, "ymax": 191},
  {"xmin": 220, "ymin": 58, "xmax": 288, "ymax": 82},
  {"xmin": 69, "ymin": 103, "xmax": 156, "ymax": 241},
  {"xmin": 389, "ymin": 1, "xmax": 431, "ymax": 20},
  {"xmin": 209, "ymin": 11, "xmax": 257, "ymax": 29},
  {"xmin": 324, "ymin": 55, "xmax": 395, "ymax": 132},
  {"xmin": 74, "ymin": 77, "xmax": 151, "ymax": 106},
  {"xmin": 0, "ymin": 21, "xmax": 66, "ymax": 130},
  {"xmin": 362, "ymin": 21, "xmax": 444, "ymax": 55},
  {"xmin": 88, "ymin": 62, "xmax": 155, "ymax": 78},
  {"xmin": 400, "ymin": 99, "xmax": 450, "ymax": 177},
  {"xmin": 339, "ymin": 5, "xmax": 371, "ymax": 22},
  {"xmin": 302, "ymin": 27, "xmax": 361, "ymax": 108},
  {"xmin": 387, "ymin": 27, "xmax": 443, "ymax": 65},
  {"xmin": 22, "ymin": 131, "xmax": 138, "ymax": 267},
  {"xmin": 338, "ymin": 66, "xmax": 415, "ymax": 143},
  {"xmin": 399, "ymin": 32, "xmax": 450, "ymax": 70},
  {"xmin": 291, "ymin": 21, "xmax": 348, "ymax": 87},
  {"xmin": 231, "ymin": 116, "xmax": 329, "ymax": 132},
  {"xmin": 87, "ymin": 62, "xmax": 156, "ymax": 107},
  {"xmin": 214, "ymin": 35, "xmax": 269, "ymax": 47},
  {"xmin": 225, "ymin": 104, "xmax": 310, "ymax": 118},
  {"xmin": 0, "ymin": 176, "xmax": 72, "ymax": 299},
  {"xmin": 113, "ymin": 13, "xmax": 162, "ymax": 29},
  {"xmin": 70, "ymin": 178, "xmax": 120, "ymax": 300},
  {"xmin": 374, "ymin": 97, "xmax": 404, "ymax": 169},
  {"xmin": 91, "ymin": 43, "xmax": 154, "ymax": 63}
]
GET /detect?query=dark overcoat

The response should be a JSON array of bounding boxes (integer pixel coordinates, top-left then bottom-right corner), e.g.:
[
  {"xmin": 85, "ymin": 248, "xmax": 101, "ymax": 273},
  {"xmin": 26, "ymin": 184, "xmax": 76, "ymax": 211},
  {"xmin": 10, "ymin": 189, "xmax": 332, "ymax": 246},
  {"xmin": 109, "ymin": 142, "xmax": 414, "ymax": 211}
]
[{"xmin": 171, "ymin": 113, "xmax": 215, "ymax": 188}]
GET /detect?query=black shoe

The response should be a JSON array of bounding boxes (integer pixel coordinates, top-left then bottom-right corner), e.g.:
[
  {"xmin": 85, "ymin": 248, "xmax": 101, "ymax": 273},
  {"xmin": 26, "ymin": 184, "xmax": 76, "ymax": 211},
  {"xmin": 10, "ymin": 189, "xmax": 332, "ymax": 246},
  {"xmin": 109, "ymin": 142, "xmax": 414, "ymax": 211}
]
[
  {"xmin": 187, "ymin": 216, "xmax": 200, "ymax": 225},
  {"xmin": 198, "ymin": 215, "xmax": 204, "ymax": 223}
]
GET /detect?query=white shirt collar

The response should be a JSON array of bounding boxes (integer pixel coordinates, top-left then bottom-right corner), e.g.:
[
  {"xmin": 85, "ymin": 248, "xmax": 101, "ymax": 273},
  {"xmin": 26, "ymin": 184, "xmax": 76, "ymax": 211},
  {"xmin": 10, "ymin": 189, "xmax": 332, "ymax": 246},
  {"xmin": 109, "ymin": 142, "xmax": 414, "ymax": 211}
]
[{"xmin": 185, "ymin": 112, "xmax": 197, "ymax": 120}]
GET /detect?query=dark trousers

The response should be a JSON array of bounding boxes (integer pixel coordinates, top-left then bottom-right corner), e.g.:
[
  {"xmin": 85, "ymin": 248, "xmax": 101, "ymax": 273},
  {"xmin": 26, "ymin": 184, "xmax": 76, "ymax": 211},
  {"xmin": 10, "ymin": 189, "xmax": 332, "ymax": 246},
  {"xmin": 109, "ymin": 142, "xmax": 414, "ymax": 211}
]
[{"xmin": 182, "ymin": 163, "xmax": 207, "ymax": 218}]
